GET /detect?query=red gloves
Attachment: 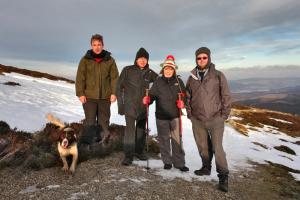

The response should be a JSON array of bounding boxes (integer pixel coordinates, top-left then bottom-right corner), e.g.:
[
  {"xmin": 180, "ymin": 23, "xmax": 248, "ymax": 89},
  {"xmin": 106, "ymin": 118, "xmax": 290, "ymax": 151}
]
[
  {"xmin": 143, "ymin": 96, "xmax": 151, "ymax": 105},
  {"xmin": 178, "ymin": 92, "xmax": 185, "ymax": 98},
  {"xmin": 176, "ymin": 100, "xmax": 185, "ymax": 109}
]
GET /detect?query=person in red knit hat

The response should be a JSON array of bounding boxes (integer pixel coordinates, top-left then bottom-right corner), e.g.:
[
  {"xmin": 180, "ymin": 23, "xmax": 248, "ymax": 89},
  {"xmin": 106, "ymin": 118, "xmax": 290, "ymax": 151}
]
[{"xmin": 143, "ymin": 55, "xmax": 189, "ymax": 172}]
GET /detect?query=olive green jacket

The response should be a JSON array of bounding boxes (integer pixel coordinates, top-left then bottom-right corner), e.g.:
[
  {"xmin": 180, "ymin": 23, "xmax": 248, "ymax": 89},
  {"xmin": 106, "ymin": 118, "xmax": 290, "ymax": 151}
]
[{"xmin": 76, "ymin": 50, "xmax": 119, "ymax": 99}]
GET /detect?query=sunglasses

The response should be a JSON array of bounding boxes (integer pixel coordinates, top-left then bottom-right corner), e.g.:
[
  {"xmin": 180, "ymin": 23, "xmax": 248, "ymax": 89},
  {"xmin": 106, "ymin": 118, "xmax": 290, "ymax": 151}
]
[{"xmin": 197, "ymin": 57, "xmax": 208, "ymax": 61}]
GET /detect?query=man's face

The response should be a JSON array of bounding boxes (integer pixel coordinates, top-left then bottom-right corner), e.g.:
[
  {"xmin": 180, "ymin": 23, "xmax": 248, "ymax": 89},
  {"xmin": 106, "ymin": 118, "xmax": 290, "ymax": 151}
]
[
  {"xmin": 91, "ymin": 40, "xmax": 103, "ymax": 54},
  {"xmin": 136, "ymin": 57, "xmax": 148, "ymax": 69},
  {"xmin": 163, "ymin": 66, "xmax": 175, "ymax": 78},
  {"xmin": 196, "ymin": 53, "xmax": 209, "ymax": 69}
]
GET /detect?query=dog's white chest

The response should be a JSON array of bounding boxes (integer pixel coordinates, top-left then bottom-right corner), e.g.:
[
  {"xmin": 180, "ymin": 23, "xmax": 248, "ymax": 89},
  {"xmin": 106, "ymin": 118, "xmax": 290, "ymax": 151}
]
[{"xmin": 57, "ymin": 142, "xmax": 78, "ymax": 157}]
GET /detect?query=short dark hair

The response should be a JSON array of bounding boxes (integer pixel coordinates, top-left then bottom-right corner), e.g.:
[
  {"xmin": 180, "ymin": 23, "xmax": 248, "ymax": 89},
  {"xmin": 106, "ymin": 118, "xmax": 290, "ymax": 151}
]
[{"xmin": 90, "ymin": 34, "xmax": 104, "ymax": 45}]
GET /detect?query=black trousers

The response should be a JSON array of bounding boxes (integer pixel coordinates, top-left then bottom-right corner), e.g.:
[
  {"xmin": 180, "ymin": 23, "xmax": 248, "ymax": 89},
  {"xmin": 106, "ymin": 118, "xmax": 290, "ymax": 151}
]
[
  {"xmin": 123, "ymin": 115, "xmax": 146, "ymax": 158},
  {"xmin": 82, "ymin": 98, "xmax": 111, "ymax": 135},
  {"xmin": 82, "ymin": 99, "xmax": 111, "ymax": 141}
]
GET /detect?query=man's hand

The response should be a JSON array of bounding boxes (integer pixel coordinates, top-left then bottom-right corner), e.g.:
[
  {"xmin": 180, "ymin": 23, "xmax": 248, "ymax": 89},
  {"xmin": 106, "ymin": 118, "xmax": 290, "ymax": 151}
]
[
  {"xmin": 110, "ymin": 94, "xmax": 117, "ymax": 103},
  {"xmin": 79, "ymin": 96, "xmax": 87, "ymax": 104}
]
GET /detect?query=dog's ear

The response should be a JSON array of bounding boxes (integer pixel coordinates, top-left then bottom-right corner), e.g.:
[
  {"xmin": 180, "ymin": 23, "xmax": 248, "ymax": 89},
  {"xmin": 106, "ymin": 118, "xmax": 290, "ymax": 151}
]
[{"xmin": 49, "ymin": 129, "xmax": 61, "ymax": 142}]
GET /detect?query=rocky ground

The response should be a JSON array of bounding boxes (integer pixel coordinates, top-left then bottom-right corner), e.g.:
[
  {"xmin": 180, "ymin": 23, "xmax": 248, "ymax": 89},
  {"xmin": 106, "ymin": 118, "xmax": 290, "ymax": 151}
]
[{"xmin": 0, "ymin": 152, "xmax": 299, "ymax": 200}]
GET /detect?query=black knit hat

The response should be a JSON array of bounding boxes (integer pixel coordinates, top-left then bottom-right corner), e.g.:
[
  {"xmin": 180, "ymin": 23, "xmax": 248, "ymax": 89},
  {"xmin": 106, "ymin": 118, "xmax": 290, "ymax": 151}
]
[
  {"xmin": 135, "ymin": 47, "xmax": 149, "ymax": 61},
  {"xmin": 195, "ymin": 47, "xmax": 210, "ymax": 57},
  {"xmin": 195, "ymin": 47, "xmax": 211, "ymax": 67}
]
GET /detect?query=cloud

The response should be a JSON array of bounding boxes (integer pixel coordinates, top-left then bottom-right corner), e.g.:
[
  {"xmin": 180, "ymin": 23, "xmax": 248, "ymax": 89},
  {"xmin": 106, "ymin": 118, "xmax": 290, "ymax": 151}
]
[
  {"xmin": 222, "ymin": 65, "xmax": 300, "ymax": 80},
  {"xmin": 0, "ymin": 0, "xmax": 300, "ymax": 69}
]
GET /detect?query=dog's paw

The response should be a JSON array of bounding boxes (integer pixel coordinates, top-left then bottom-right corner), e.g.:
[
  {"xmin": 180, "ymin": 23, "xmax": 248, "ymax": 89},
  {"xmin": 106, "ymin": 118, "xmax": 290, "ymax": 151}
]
[
  {"xmin": 62, "ymin": 165, "xmax": 69, "ymax": 172},
  {"xmin": 69, "ymin": 166, "xmax": 76, "ymax": 174}
]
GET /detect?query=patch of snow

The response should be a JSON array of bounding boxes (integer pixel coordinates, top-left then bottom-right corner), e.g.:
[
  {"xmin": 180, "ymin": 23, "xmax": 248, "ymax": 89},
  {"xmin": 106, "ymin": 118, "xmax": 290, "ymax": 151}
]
[
  {"xmin": 115, "ymin": 194, "xmax": 127, "ymax": 200},
  {"xmin": 289, "ymin": 172, "xmax": 300, "ymax": 182},
  {"xmin": 45, "ymin": 185, "xmax": 60, "ymax": 189},
  {"xmin": 269, "ymin": 117, "xmax": 293, "ymax": 124},
  {"xmin": 19, "ymin": 185, "xmax": 39, "ymax": 194},
  {"xmin": 67, "ymin": 192, "xmax": 88, "ymax": 200},
  {"xmin": 118, "ymin": 177, "xmax": 148, "ymax": 185},
  {"xmin": 229, "ymin": 116, "xmax": 243, "ymax": 121}
]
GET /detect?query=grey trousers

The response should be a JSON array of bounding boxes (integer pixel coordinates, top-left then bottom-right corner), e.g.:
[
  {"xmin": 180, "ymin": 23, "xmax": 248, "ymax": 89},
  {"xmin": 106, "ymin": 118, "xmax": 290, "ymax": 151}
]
[
  {"xmin": 156, "ymin": 118, "xmax": 185, "ymax": 168},
  {"xmin": 123, "ymin": 115, "xmax": 146, "ymax": 158},
  {"xmin": 191, "ymin": 116, "xmax": 229, "ymax": 175}
]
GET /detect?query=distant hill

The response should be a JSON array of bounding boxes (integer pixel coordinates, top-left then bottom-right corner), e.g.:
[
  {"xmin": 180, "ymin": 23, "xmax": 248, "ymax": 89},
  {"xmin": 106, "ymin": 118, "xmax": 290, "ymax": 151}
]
[
  {"xmin": 233, "ymin": 85, "xmax": 300, "ymax": 115},
  {"xmin": 0, "ymin": 64, "xmax": 75, "ymax": 84},
  {"xmin": 229, "ymin": 77, "xmax": 300, "ymax": 93}
]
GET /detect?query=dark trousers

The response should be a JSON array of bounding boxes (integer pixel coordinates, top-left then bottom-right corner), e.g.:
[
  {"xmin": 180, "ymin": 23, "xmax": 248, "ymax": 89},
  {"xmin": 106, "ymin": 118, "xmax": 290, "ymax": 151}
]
[
  {"xmin": 156, "ymin": 118, "xmax": 185, "ymax": 168},
  {"xmin": 82, "ymin": 98, "xmax": 111, "ymax": 135},
  {"xmin": 123, "ymin": 115, "xmax": 146, "ymax": 158},
  {"xmin": 191, "ymin": 116, "xmax": 229, "ymax": 175}
]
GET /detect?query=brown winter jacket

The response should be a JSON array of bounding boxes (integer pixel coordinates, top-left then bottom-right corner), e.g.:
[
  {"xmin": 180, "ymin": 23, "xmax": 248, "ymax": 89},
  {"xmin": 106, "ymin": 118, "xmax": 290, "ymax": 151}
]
[
  {"xmin": 186, "ymin": 63, "xmax": 231, "ymax": 121},
  {"xmin": 76, "ymin": 50, "xmax": 119, "ymax": 100}
]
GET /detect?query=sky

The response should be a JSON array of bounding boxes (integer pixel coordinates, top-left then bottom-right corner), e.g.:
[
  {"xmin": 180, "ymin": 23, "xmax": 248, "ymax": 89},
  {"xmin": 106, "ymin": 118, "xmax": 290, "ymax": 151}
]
[{"xmin": 1, "ymin": 0, "xmax": 300, "ymax": 79}]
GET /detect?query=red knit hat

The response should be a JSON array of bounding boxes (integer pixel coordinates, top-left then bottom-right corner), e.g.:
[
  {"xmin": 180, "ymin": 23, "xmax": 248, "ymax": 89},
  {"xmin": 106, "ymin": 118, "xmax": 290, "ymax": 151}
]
[{"xmin": 160, "ymin": 54, "xmax": 178, "ymax": 70}]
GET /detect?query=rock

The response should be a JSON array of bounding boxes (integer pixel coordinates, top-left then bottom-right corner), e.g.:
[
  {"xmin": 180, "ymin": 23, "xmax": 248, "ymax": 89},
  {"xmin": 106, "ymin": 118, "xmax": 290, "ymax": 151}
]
[
  {"xmin": 0, "ymin": 121, "xmax": 11, "ymax": 135},
  {"xmin": 3, "ymin": 81, "xmax": 21, "ymax": 86},
  {"xmin": 274, "ymin": 145, "xmax": 296, "ymax": 155}
]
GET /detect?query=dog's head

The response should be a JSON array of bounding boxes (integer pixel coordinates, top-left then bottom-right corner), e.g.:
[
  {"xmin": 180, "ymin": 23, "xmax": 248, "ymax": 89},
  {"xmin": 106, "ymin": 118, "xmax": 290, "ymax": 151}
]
[{"xmin": 58, "ymin": 127, "xmax": 77, "ymax": 149}]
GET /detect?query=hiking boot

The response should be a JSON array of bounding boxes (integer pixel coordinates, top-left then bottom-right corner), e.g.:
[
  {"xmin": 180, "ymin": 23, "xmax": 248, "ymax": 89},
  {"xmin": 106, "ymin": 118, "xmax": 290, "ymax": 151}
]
[
  {"xmin": 164, "ymin": 164, "xmax": 172, "ymax": 170},
  {"xmin": 122, "ymin": 157, "xmax": 133, "ymax": 166},
  {"xmin": 176, "ymin": 166, "xmax": 189, "ymax": 172},
  {"xmin": 135, "ymin": 152, "xmax": 148, "ymax": 161},
  {"xmin": 194, "ymin": 166, "xmax": 211, "ymax": 176},
  {"xmin": 218, "ymin": 174, "xmax": 228, "ymax": 192}
]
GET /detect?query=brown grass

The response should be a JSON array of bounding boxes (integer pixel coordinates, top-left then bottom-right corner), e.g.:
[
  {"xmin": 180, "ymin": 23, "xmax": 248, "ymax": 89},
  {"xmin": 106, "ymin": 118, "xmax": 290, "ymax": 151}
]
[
  {"xmin": 274, "ymin": 145, "xmax": 296, "ymax": 155},
  {"xmin": 252, "ymin": 142, "xmax": 268, "ymax": 149},
  {"xmin": 227, "ymin": 120, "xmax": 249, "ymax": 136},
  {"xmin": 230, "ymin": 104, "xmax": 300, "ymax": 137}
]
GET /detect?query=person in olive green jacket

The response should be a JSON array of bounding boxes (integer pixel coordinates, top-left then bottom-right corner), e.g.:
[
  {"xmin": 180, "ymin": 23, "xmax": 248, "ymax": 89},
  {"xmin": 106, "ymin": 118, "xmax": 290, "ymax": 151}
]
[{"xmin": 76, "ymin": 34, "xmax": 119, "ymax": 144}]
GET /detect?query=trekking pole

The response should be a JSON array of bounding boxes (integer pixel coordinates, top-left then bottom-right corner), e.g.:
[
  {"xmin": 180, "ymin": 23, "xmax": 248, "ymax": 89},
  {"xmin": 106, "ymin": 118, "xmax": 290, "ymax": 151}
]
[
  {"xmin": 178, "ymin": 93, "xmax": 183, "ymax": 152},
  {"xmin": 145, "ymin": 89, "xmax": 150, "ymax": 170}
]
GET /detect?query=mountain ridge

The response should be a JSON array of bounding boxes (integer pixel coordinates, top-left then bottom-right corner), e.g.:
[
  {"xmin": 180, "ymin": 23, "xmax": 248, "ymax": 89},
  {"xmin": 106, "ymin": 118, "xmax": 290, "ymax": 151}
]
[{"xmin": 0, "ymin": 64, "xmax": 75, "ymax": 84}]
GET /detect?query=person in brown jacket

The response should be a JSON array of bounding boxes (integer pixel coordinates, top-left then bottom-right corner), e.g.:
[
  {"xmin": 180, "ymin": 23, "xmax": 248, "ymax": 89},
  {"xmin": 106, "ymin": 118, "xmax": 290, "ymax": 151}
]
[
  {"xmin": 76, "ymin": 34, "xmax": 119, "ymax": 144},
  {"xmin": 186, "ymin": 47, "xmax": 231, "ymax": 192}
]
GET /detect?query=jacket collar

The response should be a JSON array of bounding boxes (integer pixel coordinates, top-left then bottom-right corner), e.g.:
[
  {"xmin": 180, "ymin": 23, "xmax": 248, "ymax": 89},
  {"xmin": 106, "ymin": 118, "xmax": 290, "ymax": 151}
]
[
  {"xmin": 134, "ymin": 64, "xmax": 149, "ymax": 70},
  {"xmin": 190, "ymin": 63, "xmax": 215, "ymax": 80},
  {"xmin": 84, "ymin": 50, "xmax": 111, "ymax": 61},
  {"xmin": 161, "ymin": 75, "xmax": 176, "ymax": 83}
]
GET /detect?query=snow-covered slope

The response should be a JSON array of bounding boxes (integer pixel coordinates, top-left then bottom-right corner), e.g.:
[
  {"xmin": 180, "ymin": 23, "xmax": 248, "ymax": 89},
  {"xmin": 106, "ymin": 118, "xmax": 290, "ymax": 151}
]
[{"xmin": 0, "ymin": 71, "xmax": 299, "ymax": 182}]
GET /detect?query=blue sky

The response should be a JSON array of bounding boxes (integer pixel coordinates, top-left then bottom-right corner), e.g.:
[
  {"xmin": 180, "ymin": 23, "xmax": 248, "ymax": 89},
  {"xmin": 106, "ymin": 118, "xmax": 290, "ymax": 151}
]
[{"xmin": 0, "ymin": 0, "xmax": 300, "ymax": 78}]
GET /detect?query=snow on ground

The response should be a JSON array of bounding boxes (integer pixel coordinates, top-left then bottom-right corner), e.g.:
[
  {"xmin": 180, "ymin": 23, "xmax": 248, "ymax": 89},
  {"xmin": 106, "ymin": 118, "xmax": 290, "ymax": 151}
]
[
  {"xmin": 136, "ymin": 117, "xmax": 300, "ymax": 182},
  {"xmin": 0, "ymin": 73, "xmax": 84, "ymax": 131},
  {"xmin": 1, "ymin": 72, "xmax": 300, "ymax": 181}
]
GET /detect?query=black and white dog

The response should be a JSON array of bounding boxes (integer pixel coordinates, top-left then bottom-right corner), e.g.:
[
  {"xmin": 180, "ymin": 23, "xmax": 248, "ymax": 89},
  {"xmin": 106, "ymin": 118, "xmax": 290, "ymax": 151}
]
[
  {"xmin": 47, "ymin": 114, "xmax": 78, "ymax": 174},
  {"xmin": 57, "ymin": 127, "xmax": 78, "ymax": 173}
]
